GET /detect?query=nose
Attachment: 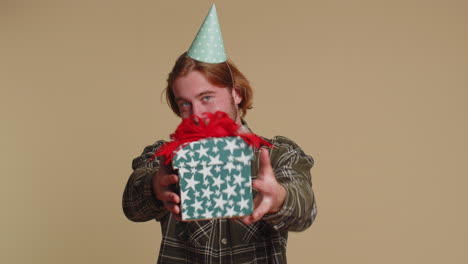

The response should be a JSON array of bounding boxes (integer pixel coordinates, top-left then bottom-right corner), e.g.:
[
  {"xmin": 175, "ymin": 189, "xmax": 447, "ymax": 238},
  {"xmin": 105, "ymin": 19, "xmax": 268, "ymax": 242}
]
[{"xmin": 191, "ymin": 103, "xmax": 205, "ymax": 117}]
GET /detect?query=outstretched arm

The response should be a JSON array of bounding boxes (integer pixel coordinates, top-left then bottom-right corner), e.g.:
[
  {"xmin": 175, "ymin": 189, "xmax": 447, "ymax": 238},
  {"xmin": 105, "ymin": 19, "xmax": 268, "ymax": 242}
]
[
  {"xmin": 122, "ymin": 141, "xmax": 181, "ymax": 222},
  {"xmin": 243, "ymin": 136, "xmax": 317, "ymax": 231}
]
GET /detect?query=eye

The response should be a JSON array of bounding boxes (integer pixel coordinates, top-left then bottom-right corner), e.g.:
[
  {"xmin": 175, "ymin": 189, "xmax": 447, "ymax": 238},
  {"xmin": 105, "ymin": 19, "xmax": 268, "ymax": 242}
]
[
  {"xmin": 201, "ymin": 96, "xmax": 212, "ymax": 102},
  {"xmin": 179, "ymin": 101, "xmax": 191, "ymax": 108}
]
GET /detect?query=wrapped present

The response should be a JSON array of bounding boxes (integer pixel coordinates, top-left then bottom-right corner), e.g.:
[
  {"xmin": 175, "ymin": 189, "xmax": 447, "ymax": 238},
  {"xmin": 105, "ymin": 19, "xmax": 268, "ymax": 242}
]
[
  {"xmin": 173, "ymin": 137, "xmax": 254, "ymax": 221},
  {"xmin": 152, "ymin": 111, "xmax": 272, "ymax": 221}
]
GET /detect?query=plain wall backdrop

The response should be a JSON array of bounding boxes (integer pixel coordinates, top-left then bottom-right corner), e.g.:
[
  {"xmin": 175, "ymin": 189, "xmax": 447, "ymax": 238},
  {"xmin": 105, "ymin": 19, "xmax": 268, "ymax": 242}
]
[{"xmin": 1, "ymin": 0, "xmax": 467, "ymax": 263}]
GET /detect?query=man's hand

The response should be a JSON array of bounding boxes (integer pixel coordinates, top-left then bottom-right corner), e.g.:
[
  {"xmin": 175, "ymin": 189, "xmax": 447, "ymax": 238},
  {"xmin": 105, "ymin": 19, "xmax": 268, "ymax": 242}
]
[
  {"xmin": 242, "ymin": 148, "xmax": 286, "ymax": 225},
  {"xmin": 152, "ymin": 158, "xmax": 181, "ymax": 219}
]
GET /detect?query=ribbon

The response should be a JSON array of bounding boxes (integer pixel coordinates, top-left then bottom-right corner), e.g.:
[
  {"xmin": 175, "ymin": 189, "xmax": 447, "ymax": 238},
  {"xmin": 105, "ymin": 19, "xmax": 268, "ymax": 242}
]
[{"xmin": 151, "ymin": 111, "xmax": 272, "ymax": 164}]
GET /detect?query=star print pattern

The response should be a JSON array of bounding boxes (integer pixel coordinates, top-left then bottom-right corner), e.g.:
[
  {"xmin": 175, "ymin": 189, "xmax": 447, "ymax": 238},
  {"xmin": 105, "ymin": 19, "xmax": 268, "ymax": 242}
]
[{"xmin": 173, "ymin": 137, "xmax": 254, "ymax": 221}]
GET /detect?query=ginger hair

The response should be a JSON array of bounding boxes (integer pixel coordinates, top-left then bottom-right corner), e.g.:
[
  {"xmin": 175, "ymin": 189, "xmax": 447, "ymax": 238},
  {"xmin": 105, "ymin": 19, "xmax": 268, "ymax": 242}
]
[{"xmin": 164, "ymin": 52, "xmax": 253, "ymax": 118}]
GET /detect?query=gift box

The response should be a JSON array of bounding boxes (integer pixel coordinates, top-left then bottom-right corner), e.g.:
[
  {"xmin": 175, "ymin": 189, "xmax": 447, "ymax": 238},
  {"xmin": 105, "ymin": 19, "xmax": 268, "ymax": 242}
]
[{"xmin": 173, "ymin": 136, "xmax": 254, "ymax": 221}]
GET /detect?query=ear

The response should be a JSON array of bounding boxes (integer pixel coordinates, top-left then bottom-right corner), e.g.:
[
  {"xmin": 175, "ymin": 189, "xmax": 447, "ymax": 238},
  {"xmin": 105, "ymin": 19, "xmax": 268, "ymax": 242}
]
[{"xmin": 231, "ymin": 87, "xmax": 243, "ymax": 105}]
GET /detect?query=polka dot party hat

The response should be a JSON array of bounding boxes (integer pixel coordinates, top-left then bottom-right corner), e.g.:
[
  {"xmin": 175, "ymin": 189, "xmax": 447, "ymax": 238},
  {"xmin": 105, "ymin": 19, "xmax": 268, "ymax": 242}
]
[{"xmin": 187, "ymin": 3, "xmax": 227, "ymax": 63}]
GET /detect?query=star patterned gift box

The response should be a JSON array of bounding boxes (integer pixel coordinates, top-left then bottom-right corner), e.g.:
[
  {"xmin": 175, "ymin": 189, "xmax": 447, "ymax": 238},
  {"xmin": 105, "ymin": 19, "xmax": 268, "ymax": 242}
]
[{"xmin": 173, "ymin": 136, "xmax": 254, "ymax": 221}]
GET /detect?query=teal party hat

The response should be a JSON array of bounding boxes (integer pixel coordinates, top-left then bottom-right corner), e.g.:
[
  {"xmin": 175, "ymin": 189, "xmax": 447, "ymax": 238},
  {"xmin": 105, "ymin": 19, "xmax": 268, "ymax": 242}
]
[{"xmin": 187, "ymin": 4, "xmax": 227, "ymax": 63}]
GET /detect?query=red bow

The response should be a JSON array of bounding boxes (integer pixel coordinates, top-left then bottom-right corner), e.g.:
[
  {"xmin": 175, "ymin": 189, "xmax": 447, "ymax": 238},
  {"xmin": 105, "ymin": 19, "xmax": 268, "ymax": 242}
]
[{"xmin": 152, "ymin": 111, "xmax": 272, "ymax": 164}]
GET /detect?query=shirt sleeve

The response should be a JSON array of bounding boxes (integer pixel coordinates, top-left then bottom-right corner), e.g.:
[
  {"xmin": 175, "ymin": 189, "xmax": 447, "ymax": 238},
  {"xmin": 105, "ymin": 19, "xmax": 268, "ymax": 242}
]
[
  {"xmin": 261, "ymin": 136, "xmax": 318, "ymax": 231},
  {"xmin": 122, "ymin": 140, "xmax": 169, "ymax": 222}
]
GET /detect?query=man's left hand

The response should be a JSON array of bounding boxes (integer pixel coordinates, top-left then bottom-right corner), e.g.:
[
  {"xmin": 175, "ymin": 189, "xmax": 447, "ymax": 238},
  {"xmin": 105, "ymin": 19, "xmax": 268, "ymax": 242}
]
[{"xmin": 242, "ymin": 148, "xmax": 286, "ymax": 225}]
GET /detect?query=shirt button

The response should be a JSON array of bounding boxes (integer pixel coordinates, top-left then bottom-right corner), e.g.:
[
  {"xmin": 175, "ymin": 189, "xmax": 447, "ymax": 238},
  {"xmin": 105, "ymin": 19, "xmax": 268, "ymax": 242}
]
[{"xmin": 221, "ymin": 238, "xmax": 228, "ymax": 245}]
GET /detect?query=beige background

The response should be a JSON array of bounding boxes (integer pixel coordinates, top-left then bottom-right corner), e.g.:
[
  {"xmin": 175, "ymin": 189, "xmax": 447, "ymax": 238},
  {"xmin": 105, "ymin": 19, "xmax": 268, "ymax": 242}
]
[{"xmin": 1, "ymin": 0, "xmax": 467, "ymax": 263}]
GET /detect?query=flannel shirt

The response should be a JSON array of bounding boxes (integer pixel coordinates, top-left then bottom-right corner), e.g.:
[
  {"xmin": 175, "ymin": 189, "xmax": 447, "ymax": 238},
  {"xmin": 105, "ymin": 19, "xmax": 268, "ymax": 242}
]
[{"xmin": 122, "ymin": 135, "xmax": 317, "ymax": 264}]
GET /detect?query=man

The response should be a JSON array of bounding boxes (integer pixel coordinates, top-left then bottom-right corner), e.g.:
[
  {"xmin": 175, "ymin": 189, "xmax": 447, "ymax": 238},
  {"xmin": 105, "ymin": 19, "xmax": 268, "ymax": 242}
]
[{"xmin": 122, "ymin": 4, "xmax": 317, "ymax": 263}]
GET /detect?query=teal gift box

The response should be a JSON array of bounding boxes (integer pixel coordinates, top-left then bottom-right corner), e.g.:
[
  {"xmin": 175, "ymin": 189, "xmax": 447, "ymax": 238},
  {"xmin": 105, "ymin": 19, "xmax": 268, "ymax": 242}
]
[{"xmin": 173, "ymin": 136, "xmax": 254, "ymax": 221}]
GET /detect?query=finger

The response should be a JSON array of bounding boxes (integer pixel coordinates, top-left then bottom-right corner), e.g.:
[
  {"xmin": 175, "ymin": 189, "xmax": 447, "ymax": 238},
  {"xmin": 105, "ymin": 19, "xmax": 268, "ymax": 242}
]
[
  {"xmin": 165, "ymin": 202, "xmax": 180, "ymax": 215},
  {"xmin": 252, "ymin": 192, "xmax": 262, "ymax": 209},
  {"xmin": 241, "ymin": 215, "xmax": 253, "ymax": 225},
  {"xmin": 158, "ymin": 156, "xmax": 169, "ymax": 172},
  {"xmin": 258, "ymin": 148, "xmax": 272, "ymax": 175},
  {"xmin": 172, "ymin": 213, "xmax": 182, "ymax": 221},
  {"xmin": 160, "ymin": 174, "xmax": 179, "ymax": 187},
  {"xmin": 242, "ymin": 195, "xmax": 268, "ymax": 225},
  {"xmin": 252, "ymin": 178, "xmax": 270, "ymax": 194},
  {"xmin": 252, "ymin": 179, "xmax": 263, "ymax": 191},
  {"xmin": 249, "ymin": 199, "xmax": 271, "ymax": 223},
  {"xmin": 158, "ymin": 190, "xmax": 180, "ymax": 204},
  {"xmin": 159, "ymin": 156, "xmax": 176, "ymax": 174}
]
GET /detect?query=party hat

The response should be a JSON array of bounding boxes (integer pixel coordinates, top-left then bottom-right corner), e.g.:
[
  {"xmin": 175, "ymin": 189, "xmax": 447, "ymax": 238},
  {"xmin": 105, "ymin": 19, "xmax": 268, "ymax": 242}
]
[{"xmin": 187, "ymin": 4, "xmax": 227, "ymax": 63}]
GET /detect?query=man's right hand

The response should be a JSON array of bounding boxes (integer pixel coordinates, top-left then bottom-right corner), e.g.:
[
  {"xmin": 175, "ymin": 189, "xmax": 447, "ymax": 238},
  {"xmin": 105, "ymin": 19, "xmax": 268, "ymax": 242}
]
[{"xmin": 152, "ymin": 158, "xmax": 181, "ymax": 218}]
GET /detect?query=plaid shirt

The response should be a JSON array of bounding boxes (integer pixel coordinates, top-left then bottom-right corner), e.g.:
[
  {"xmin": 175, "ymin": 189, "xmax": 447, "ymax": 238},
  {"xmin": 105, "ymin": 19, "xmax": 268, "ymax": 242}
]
[{"xmin": 123, "ymin": 135, "xmax": 317, "ymax": 264}]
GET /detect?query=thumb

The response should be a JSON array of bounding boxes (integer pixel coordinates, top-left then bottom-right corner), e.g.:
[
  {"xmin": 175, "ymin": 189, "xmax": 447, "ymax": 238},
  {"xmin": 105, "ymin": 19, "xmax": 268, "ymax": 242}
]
[
  {"xmin": 158, "ymin": 156, "xmax": 173, "ymax": 174},
  {"xmin": 258, "ymin": 148, "xmax": 272, "ymax": 176}
]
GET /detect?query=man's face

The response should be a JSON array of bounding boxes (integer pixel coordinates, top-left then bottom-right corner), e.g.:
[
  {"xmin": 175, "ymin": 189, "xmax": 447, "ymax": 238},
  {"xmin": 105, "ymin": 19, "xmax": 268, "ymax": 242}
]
[{"xmin": 172, "ymin": 70, "xmax": 242, "ymax": 125}]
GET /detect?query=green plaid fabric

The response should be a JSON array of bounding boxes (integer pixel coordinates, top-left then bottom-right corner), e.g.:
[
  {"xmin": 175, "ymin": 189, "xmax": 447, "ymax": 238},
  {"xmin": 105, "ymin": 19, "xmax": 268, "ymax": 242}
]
[{"xmin": 123, "ymin": 135, "xmax": 317, "ymax": 264}]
